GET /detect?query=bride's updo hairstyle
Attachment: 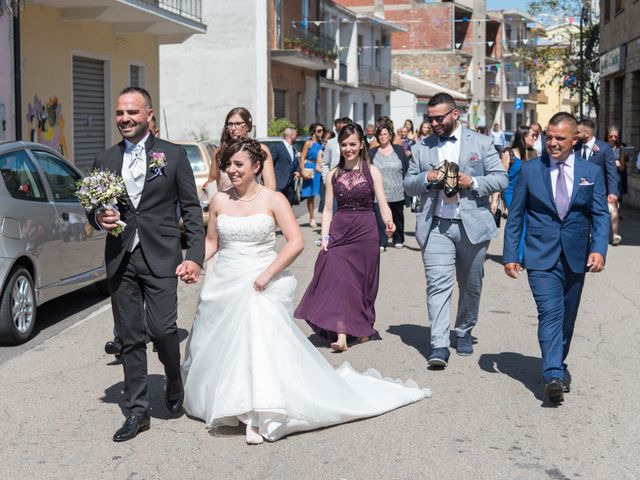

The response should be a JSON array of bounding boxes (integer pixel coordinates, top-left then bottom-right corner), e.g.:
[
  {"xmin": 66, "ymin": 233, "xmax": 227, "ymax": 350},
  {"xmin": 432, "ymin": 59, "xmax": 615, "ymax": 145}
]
[
  {"xmin": 335, "ymin": 122, "xmax": 371, "ymax": 177},
  {"xmin": 219, "ymin": 137, "xmax": 266, "ymax": 176}
]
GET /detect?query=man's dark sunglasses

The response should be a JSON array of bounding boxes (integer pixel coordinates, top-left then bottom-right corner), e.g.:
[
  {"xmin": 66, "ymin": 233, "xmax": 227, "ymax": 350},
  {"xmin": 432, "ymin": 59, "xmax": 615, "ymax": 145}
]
[{"xmin": 426, "ymin": 108, "xmax": 455, "ymax": 124}]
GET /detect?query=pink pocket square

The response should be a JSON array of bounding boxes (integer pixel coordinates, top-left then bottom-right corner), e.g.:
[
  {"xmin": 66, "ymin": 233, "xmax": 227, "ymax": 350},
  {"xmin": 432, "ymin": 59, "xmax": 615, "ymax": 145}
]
[
  {"xmin": 468, "ymin": 153, "xmax": 479, "ymax": 162},
  {"xmin": 579, "ymin": 178, "xmax": 593, "ymax": 186}
]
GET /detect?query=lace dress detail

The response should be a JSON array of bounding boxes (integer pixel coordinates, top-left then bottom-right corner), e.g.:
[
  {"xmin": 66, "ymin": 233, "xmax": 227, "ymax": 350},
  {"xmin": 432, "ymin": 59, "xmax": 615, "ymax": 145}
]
[
  {"xmin": 217, "ymin": 214, "xmax": 275, "ymax": 247},
  {"xmin": 333, "ymin": 168, "xmax": 374, "ymax": 211}
]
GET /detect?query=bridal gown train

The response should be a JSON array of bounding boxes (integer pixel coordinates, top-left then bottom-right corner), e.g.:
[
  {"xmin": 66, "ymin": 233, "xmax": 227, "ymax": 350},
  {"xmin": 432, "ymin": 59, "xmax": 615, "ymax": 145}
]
[{"xmin": 182, "ymin": 213, "xmax": 430, "ymax": 441}]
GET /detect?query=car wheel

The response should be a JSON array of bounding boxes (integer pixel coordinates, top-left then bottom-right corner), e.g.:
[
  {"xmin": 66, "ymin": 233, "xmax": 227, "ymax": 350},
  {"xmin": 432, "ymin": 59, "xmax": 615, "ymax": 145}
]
[
  {"xmin": 95, "ymin": 279, "xmax": 110, "ymax": 296},
  {"xmin": 0, "ymin": 267, "xmax": 37, "ymax": 345}
]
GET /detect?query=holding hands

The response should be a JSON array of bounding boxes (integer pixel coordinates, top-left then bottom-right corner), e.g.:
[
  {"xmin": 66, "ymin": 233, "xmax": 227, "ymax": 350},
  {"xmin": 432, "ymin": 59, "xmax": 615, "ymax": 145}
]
[{"xmin": 176, "ymin": 260, "xmax": 201, "ymax": 284}]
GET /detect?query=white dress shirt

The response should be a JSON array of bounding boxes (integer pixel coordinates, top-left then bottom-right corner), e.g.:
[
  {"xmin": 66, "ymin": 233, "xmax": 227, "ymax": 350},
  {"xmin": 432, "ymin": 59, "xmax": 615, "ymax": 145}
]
[
  {"xmin": 122, "ymin": 132, "xmax": 150, "ymax": 251},
  {"xmin": 581, "ymin": 136, "xmax": 596, "ymax": 160},
  {"xmin": 434, "ymin": 123, "xmax": 463, "ymax": 219},
  {"xmin": 550, "ymin": 153, "xmax": 575, "ymax": 200}
]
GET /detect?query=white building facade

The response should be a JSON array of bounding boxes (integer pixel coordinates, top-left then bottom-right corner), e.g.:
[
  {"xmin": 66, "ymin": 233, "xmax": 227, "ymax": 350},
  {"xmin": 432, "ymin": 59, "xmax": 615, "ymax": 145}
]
[
  {"xmin": 320, "ymin": 3, "xmax": 403, "ymax": 129},
  {"xmin": 160, "ymin": 0, "xmax": 269, "ymax": 140}
]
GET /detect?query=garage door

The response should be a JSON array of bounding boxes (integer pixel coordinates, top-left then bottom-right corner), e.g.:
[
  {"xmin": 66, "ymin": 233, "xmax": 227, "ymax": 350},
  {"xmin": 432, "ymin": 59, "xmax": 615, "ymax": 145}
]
[{"xmin": 73, "ymin": 56, "xmax": 106, "ymax": 172}]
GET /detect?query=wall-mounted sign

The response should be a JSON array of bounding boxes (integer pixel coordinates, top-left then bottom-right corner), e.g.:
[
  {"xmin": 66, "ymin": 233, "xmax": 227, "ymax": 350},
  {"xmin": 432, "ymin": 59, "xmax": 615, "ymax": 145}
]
[
  {"xmin": 516, "ymin": 85, "xmax": 530, "ymax": 95},
  {"xmin": 600, "ymin": 46, "xmax": 626, "ymax": 77}
]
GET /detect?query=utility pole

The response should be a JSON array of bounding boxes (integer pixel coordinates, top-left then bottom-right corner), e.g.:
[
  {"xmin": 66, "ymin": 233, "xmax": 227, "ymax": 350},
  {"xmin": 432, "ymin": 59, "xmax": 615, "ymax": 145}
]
[
  {"xmin": 471, "ymin": 0, "xmax": 486, "ymax": 128},
  {"xmin": 578, "ymin": 5, "xmax": 588, "ymax": 120}
]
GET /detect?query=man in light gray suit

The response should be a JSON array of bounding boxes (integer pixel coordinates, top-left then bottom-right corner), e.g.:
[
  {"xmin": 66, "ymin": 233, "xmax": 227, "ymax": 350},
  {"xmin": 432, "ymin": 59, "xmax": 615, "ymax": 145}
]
[{"xmin": 404, "ymin": 93, "xmax": 507, "ymax": 368}]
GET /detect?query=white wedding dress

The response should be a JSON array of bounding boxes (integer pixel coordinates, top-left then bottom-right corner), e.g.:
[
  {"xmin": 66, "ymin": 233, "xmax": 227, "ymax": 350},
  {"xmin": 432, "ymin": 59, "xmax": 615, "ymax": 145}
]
[{"xmin": 182, "ymin": 213, "xmax": 430, "ymax": 441}]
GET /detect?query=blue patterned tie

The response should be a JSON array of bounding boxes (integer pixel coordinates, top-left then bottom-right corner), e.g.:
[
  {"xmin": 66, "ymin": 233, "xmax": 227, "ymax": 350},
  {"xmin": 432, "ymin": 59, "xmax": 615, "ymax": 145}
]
[{"xmin": 555, "ymin": 161, "xmax": 570, "ymax": 220}]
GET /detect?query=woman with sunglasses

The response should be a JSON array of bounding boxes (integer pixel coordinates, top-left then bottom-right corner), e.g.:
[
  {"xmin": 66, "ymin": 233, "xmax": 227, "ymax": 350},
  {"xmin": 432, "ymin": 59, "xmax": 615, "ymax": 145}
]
[
  {"xmin": 203, "ymin": 107, "xmax": 276, "ymax": 194},
  {"xmin": 299, "ymin": 122, "xmax": 325, "ymax": 228}
]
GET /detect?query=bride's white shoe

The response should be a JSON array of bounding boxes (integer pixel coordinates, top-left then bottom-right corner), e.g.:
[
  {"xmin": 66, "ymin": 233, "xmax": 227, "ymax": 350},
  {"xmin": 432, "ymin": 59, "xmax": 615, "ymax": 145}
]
[{"xmin": 245, "ymin": 424, "xmax": 264, "ymax": 445}]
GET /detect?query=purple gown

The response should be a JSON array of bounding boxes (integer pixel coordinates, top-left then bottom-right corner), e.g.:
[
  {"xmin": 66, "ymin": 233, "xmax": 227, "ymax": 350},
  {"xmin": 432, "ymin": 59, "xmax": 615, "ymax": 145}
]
[{"xmin": 294, "ymin": 161, "xmax": 380, "ymax": 341}]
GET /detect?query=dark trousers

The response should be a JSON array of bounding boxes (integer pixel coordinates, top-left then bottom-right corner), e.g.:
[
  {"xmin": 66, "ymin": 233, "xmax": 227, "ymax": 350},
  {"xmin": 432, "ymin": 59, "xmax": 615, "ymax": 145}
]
[
  {"xmin": 280, "ymin": 182, "xmax": 297, "ymax": 206},
  {"xmin": 374, "ymin": 201, "xmax": 405, "ymax": 247},
  {"xmin": 109, "ymin": 246, "xmax": 181, "ymax": 416},
  {"xmin": 527, "ymin": 254, "xmax": 585, "ymax": 383}
]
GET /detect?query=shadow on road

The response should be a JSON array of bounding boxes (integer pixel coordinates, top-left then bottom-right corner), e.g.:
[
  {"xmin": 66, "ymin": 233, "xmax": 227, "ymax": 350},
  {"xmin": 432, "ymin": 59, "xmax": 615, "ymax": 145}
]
[
  {"xmin": 101, "ymin": 374, "xmax": 177, "ymax": 420},
  {"xmin": 35, "ymin": 285, "xmax": 109, "ymax": 336},
  {"xmin": 386, "ymin": 323, "xmax": 431, "ymax": 360},
  {"xmin": 478, "ymin": 352, "xmax": 545, "ymax": 401}
]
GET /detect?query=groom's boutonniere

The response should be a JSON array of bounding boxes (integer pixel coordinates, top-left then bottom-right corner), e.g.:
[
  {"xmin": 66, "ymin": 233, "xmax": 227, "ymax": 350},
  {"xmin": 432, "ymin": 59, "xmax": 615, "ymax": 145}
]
[
  {"xmin": 592, "ymin": 143, "xmax": 600, "ymax": 154},
  {"xmin": 149, "ymin": 151, "xmax": 167, "ymax": 180}
]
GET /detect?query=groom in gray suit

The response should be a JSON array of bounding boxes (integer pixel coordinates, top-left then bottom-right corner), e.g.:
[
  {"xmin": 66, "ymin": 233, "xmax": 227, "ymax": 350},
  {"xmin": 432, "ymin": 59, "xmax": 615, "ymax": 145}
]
[{"xmin": 404, "ymin": 93, "xmax": 507, "ymax": 368}]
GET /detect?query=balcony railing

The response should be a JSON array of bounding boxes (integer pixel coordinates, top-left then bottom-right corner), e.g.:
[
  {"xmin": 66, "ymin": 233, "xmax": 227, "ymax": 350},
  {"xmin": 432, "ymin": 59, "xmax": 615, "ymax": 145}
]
[
  {"xmin": 136, "ymin": 0, "xmax": 203, "ymax": 23},
  {"xmin": 359, "ymin": 65, "xmax": 392, "ymax": 89},
  {"xmin": 280, "ymin": 24, "xmax": 338, "ymax": 61}
]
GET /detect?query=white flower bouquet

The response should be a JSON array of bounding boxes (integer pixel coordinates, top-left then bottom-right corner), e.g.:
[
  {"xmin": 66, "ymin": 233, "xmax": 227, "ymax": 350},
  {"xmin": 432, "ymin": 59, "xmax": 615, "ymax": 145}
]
[{"xmin": 76, "ymin": 168, "xmax": 127, "ymax": 236}]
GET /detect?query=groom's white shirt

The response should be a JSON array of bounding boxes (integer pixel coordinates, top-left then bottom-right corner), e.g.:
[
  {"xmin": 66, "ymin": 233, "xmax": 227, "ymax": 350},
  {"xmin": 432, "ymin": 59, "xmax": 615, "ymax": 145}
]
[
  {"xmin": 123, "ymin": 131, "xmax": 150, "ymax": 252},
  {"xmin": 434, "ymin": 123, "xmax": 462, "ymax": 220}
]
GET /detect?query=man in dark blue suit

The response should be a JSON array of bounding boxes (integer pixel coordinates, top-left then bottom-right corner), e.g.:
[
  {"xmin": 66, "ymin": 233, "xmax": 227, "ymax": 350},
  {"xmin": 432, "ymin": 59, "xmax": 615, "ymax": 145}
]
[
  {"xmin": 503, "ymin": 112, "xmax": 609, "ymax": 403},
  {"xmin": 576, "ymin": 118, "xmax": 619, "ymax": 206},
  {"xmin": 270, "ymin": 127, "xmax": 300, "ymax": 205}
]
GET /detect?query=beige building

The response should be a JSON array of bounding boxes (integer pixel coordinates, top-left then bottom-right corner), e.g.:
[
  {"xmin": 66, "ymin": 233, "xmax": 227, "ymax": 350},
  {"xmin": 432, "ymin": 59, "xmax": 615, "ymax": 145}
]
[
  {"xmin": 534, "ymin": 24, "xmax": 578, "ymax": 128},
  {"xmin": 16, "ymin": 0, "xmax": 205, "ymax": 170}
]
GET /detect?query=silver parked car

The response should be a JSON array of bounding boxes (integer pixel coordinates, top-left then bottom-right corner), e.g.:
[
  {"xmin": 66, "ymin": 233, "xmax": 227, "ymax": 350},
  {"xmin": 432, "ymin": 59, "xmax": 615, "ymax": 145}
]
[{"xmin": 0, "ymin": 142, "xmax": 108, "ymax": 345}]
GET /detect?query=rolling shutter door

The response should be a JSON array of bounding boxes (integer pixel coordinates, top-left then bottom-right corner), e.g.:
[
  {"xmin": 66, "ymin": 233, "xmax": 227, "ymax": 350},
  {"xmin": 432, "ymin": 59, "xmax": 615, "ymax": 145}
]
[{"xmin": 73, "ymin": 56, "xmax": 106, "ymax": 172}]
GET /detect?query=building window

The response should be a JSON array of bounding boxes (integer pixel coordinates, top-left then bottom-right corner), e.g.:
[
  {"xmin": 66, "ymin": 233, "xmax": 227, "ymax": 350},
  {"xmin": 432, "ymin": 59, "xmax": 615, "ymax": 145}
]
[
  {"xmin": 505, "ymin": 112, "xmax": 513, "ymax": 131},
  {"xmin": 130, "ymin": 65, "xmax": 145, "ymax": 88},
  {"xmin": 274, "ymin": 89, "xmax": 286, "ymax": 119},
  {"xmin": 615, "ymin": 0, "xmax": 623, "ymax": 13},
  {"xmin": 604, "ymin": 0, "xmax": 611, "ymax": 21}
]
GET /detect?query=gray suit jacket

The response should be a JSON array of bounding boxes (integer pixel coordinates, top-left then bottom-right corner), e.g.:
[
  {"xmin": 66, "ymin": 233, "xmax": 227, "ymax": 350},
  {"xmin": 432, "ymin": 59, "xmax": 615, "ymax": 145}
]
[{"xmin": 404, "ymin": 127, "xmax": 507, "ymax": 248}]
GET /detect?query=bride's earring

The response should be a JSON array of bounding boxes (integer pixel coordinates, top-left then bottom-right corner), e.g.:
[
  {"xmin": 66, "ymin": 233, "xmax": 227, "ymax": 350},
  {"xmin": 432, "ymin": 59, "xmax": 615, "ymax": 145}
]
[{"xmin": 245, "ymin": 422, "xmax": 263, "ymax": 445}]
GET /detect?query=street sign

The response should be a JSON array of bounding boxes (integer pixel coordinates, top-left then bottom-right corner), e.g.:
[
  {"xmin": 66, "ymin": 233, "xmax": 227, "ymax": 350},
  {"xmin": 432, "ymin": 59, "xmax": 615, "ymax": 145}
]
[{"xmin": 514, "ymin": 97, "xmax": 524, "ymax": 110}]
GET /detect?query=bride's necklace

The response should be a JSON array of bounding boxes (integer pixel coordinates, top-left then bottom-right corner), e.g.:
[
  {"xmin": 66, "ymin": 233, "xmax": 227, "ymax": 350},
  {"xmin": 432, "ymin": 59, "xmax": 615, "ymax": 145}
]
[{"xmin": 233, "ymin": 185, "xmax": 262, "ymax": 202}]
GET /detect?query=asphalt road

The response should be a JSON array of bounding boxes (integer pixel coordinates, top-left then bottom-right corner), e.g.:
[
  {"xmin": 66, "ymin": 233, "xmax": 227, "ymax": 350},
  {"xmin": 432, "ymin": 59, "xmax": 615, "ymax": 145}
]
[{"xmin": 1, "ymin": 207, "xmax": 639, "ymax": 479}]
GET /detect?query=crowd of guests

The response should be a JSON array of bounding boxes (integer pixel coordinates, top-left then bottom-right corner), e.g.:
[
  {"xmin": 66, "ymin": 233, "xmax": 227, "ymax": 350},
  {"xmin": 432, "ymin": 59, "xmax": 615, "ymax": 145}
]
[{"xmin": 99, "ymin": 86, "xmax": 625, "ymax": 447}]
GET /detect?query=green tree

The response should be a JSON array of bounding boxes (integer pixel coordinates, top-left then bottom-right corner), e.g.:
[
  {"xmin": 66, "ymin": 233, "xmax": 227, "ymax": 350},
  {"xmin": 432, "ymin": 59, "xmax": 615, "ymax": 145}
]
[
  {"xmin": 519, "ymin": 0, "xmax": 599, "ymax": 118},
  {"xmin": 268, "ymin": 118, "xmax": 296, "ymax": 137}
]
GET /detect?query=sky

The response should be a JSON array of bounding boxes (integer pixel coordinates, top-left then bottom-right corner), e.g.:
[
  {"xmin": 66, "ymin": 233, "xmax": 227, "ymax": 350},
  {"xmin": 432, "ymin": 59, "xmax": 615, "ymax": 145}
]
[{"xmin": 486, "ymin": 0, "xmax": 532, "ymax": 13}]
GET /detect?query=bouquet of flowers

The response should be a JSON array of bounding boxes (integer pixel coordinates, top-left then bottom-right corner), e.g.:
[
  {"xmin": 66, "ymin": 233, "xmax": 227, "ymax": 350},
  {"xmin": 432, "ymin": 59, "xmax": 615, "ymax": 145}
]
[{"xmin": 75, "ymin": 168, "xmax": 127, "ymax": 236}]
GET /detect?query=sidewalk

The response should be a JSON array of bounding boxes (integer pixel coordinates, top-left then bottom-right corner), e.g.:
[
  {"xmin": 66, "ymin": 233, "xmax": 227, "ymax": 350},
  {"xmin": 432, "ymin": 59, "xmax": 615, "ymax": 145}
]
[{"xmin": 1, "ymin": 209, "xmax": 639, "ymax": 479}]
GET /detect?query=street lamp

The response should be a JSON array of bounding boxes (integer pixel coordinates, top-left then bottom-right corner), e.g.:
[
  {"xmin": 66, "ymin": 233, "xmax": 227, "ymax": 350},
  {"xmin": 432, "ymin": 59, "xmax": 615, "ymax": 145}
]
[{"xmin": 578, "ymin": 5, "xmax": 589, "ymax": 119}]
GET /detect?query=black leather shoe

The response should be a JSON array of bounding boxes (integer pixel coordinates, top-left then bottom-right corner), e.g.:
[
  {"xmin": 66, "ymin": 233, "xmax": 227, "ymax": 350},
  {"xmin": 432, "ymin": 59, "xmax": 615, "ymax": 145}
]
[
  {"xmin": 113, "ymin": 414, "xmax": 150, "ymax": 442},
  {"xmin": 544, "ymin": 378, "xmax": 565, "ymax": 403},
  {"xmin": 104, "ymin": 340, "xmax": 122, "ymax": 357},
  {"xmin": 165, "ymin": 378, "xmax": 184, "ymax": 416}
]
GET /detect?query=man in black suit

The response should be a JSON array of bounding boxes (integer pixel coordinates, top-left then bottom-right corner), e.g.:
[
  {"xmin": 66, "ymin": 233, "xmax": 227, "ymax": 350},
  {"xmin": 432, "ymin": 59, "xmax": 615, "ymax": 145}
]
[
  {"xmin": 271, "ymin": 127, "xmax": 300, "ymax": 205},
  {"xmin": 89, "ymin": 87, "xmax": 204, "ymax": 442}
]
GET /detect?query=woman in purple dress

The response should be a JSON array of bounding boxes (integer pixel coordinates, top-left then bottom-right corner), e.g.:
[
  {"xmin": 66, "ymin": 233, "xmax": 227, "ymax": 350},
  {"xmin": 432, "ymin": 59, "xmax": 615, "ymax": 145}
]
[{"xmin": 295, "ymin": 123, "xmax": 395, "ymax": 352}]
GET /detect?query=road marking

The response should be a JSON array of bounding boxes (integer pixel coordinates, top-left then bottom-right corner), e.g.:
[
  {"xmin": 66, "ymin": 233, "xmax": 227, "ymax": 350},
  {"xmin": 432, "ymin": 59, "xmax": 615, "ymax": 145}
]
[{"xmin": 42, "ymin": 303, "xmax": 112, "ymax": 344}]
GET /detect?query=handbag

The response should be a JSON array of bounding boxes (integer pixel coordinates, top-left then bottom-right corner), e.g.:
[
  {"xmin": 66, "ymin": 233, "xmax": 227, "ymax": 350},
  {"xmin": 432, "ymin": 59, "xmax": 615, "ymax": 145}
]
[{"xmin": 292, "ymin": 176, "xmax": 302, "ymax": 205}]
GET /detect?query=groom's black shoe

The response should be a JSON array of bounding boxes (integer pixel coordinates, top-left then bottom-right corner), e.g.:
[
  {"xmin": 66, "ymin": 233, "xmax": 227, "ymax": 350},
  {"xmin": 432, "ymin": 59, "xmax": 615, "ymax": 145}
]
[
  {"xmin": 104, "ymin": 339, "xmax": 122, "ymax": 357},
  {"xmin": 113, "ymin": 414, "xmax": 150, "ymax": 442},
  {"xmin": 544, "ymin": 378, "xmax": 565, "ymax": 403},
  {"xmin": 165, "ymin": 378, "xmax": 184, "ymax": 416}
]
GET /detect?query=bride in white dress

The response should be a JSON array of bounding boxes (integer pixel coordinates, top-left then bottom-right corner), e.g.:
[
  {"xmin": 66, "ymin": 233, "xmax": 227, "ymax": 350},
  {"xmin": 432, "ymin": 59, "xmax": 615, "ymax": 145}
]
[{"xmin": 182, "ymin": 138, "xmax": 430, "ymax": 444}]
